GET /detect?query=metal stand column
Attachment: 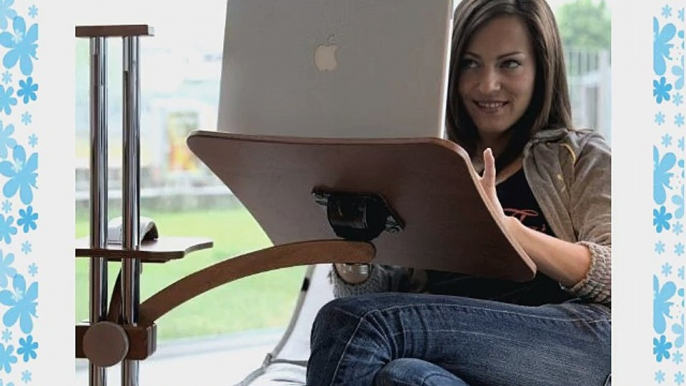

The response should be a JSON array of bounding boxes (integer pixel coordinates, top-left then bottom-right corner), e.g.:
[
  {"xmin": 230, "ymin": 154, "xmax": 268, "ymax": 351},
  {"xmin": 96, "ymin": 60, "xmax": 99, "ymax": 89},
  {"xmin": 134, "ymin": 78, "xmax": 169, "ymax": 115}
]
[
  {"xmin": 121, "ymin": 35, "xmax": 142, "ymax": 386},
  {"xmin": 88, "ymin": 36, "xmax": 109, "ymax": 386},
  {"xmin": 76, "ymin": 25, "xmax": 154, "ymax": 386}
]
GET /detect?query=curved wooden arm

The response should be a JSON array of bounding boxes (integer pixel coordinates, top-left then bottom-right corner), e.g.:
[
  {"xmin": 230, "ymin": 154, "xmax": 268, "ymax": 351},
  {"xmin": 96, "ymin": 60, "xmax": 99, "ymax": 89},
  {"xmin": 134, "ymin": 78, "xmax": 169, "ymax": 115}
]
[
  {"xmin": 137, "ymin": 239, "xmax": 375, "ymax": 326},
  {"xmin": 107, "ymin": 270, "xmax": 122, "ymax": 322}
]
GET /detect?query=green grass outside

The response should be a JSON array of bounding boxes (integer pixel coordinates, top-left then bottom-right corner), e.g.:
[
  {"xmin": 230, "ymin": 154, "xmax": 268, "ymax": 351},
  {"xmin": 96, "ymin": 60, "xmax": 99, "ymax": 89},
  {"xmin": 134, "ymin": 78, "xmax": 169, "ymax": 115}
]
[{"xmin": 75, "ymin": 206, "xmax": 307, "ymax": 341}]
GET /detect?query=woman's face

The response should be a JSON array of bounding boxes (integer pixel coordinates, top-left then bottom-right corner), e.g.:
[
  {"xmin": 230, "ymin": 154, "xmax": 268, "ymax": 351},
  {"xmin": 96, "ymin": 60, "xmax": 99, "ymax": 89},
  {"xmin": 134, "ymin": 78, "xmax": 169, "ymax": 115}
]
[{"xmin": 457, "ymin": 15, "xmax": 536, "ymax": 152}]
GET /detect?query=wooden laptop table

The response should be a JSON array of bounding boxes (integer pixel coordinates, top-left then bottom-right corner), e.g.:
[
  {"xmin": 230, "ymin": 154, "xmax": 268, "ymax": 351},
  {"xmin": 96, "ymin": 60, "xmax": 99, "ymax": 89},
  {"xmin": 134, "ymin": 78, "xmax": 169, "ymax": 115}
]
[{"xmin": 186, "ymin": 130, "xmax": 536, "ymax": 281}]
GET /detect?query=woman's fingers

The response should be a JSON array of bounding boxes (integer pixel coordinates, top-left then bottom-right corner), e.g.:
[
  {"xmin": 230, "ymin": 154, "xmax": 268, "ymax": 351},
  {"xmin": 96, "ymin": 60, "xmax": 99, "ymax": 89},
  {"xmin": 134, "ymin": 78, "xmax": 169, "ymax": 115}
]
[
  {"xmin": 478, "ymin": 148, "xmax": 504, "ymax": 215},
  {"xmin": 481, "ymin": 148, "xmax": 496, "ymax": 187}
]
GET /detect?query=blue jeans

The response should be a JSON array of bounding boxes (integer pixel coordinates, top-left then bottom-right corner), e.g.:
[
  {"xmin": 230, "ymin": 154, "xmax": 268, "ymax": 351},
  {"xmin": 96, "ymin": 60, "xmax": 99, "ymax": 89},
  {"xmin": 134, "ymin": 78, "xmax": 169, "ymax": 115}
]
[{"xmin": 306, "ymin": 293, "xmax": 611, "ymax": 386}]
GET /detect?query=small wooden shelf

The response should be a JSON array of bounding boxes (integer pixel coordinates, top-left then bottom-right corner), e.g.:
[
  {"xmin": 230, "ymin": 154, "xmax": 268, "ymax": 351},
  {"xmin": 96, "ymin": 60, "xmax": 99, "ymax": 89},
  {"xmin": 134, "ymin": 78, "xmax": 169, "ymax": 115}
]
[{"xmin": 75, "ymin": 236, "xmax": 213, "ymax": 263}]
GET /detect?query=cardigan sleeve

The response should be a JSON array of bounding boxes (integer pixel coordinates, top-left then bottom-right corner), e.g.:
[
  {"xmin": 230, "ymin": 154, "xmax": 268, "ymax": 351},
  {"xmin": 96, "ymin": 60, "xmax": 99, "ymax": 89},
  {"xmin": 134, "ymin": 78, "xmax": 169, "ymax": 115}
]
[
  {"xmin": 561, "ymin": 132, "xmax": 612, "ymax": 305},
  {"xmin": 330, "ymin": 264, "xmax": 426, "ymax": 298}
]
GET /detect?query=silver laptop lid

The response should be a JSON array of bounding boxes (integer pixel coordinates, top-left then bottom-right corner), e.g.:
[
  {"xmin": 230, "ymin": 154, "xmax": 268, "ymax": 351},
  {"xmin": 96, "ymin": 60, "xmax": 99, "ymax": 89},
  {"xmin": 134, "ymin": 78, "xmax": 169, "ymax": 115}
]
[{"xmin": 218, "ymin": 0, "xmax": 453, "ymax": 138}]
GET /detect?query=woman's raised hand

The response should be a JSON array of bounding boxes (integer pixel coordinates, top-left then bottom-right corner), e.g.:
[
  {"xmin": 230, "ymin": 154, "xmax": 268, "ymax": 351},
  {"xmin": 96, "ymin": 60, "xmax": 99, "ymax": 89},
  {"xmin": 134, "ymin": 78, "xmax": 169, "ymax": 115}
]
[{"xmin": 476, "ymin": 148, "xmax": 506, "ymax": 221}]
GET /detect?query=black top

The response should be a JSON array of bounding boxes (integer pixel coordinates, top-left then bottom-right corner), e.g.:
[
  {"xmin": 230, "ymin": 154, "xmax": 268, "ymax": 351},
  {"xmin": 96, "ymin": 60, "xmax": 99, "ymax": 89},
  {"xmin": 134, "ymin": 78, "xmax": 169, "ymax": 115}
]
[{"xmin": 425, "ymin": 169, "xmax": 575, "ymax": 306}]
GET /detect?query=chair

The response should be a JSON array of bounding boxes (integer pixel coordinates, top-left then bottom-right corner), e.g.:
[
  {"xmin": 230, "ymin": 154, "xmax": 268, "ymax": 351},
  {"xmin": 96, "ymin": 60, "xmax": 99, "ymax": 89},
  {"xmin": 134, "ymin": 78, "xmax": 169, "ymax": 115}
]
[{"xmin": 236, "ymin": 264, "xmax": 334, "ymax": 386}]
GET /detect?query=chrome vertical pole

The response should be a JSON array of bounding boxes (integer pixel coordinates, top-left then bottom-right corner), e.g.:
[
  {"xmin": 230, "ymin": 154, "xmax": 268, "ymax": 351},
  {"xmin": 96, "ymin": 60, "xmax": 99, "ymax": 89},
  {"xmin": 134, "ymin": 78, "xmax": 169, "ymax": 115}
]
[
  {"xmin": 88, "ymin": 36, "xmax": 108, "ymax": 386},
  {"xmin": 121, "ymin": 35, "xmax": 141, "ymax": 386}
]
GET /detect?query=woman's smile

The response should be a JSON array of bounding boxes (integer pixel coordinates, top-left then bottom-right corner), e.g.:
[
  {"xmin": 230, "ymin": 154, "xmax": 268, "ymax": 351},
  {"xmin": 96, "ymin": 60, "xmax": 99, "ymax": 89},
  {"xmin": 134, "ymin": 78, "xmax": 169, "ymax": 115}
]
[{"xmin": 472, "ymin": 100, "xmax": 509, "ymax": 113}]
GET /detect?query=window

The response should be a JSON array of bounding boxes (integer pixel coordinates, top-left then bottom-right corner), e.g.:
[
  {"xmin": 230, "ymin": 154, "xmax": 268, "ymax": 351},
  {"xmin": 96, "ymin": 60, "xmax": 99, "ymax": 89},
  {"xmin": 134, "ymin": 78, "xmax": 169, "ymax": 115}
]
[{"xmin": 75, "ymin": 0, "xmax": 305, "ymax": 342}]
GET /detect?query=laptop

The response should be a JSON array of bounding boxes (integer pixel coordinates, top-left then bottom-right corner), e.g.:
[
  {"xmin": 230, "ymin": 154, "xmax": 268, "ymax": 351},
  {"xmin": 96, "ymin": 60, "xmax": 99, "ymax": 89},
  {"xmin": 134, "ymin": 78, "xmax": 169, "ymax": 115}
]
[{"xmin": 217, "ymin": 0, "xmax": 454, "ymax": 138}]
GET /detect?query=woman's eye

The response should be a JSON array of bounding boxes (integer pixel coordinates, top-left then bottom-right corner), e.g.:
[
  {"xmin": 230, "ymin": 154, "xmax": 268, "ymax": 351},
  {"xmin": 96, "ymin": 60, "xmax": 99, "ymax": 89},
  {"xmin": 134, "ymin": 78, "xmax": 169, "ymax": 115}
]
[
  {"xmin": 502, "ymin": 59, "xmax": 521, "ymax": 69},
  {"xmin": 460, "ymin": 59, "xmax": 478, "ymax": 69}
]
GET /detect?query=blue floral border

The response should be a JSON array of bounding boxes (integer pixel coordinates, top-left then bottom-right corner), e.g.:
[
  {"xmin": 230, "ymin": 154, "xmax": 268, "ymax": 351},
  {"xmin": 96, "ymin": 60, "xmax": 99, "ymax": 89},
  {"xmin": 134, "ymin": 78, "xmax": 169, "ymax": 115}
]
[
  {"xmin": 653, "ymin": 3, "xmax": 686, "ymax": 385},
  {"xmin": 0, "ymin": 0, "xmax": 40, "ymax": 384}
]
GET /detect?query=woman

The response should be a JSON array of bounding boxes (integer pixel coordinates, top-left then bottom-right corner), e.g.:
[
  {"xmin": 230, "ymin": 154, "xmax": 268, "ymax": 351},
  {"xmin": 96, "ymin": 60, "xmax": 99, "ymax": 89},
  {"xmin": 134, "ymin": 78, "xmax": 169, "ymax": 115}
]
[{"xmin": 306, "ymin": 0, "xmax": 611, "ymax": 385}]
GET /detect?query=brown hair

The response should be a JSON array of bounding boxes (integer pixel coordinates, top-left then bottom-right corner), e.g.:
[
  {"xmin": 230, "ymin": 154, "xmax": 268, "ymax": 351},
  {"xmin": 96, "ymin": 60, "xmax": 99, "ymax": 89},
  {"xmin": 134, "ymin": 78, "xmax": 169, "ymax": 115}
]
[{"xmin": 445, "ymin": 0, "xmax": 573, "ymax": 171}]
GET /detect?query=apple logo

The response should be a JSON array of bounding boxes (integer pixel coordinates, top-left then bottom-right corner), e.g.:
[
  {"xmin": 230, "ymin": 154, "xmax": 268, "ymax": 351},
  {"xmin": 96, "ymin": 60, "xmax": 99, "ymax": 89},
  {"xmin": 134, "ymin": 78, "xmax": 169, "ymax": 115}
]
[{"xmin": 314, "ymin": 35, "xmax": 338, "ymax": 72}]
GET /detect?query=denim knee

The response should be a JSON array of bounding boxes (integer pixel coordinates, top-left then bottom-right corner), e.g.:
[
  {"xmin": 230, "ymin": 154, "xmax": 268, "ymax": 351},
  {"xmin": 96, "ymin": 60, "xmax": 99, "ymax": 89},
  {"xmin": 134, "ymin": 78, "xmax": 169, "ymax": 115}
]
[
  {"xmin": 311, "ymin": 296, "xmax": 369, "ymax": 341},
  {"xmin": 316, "ymin": 295, "xmax": 381, "ymax": 322}
]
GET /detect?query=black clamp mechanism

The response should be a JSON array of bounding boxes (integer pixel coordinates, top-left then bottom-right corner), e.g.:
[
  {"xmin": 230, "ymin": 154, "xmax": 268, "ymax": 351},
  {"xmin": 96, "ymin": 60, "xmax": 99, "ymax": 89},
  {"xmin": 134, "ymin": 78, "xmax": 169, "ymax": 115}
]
[{"xmin": 312, "ymin": 187, "xmax": 404, "ymax": 242}]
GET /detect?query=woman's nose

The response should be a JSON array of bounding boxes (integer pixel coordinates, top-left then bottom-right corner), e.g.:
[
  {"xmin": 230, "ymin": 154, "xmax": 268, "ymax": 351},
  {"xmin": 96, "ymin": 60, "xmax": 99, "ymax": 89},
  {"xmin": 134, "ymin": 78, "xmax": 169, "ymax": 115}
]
[{"xmin": 477, "ymin": 68, "xmax": 501, "ymax": 93}]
